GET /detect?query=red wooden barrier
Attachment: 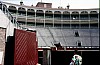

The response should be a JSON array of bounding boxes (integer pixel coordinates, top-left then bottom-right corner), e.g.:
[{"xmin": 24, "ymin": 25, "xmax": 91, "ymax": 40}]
[{"xmin": 14, "ymin": 29, "xmax": 38, "ymax": 65}]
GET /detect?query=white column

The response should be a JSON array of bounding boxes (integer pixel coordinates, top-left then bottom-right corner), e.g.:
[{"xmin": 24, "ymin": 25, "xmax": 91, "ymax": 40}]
[
  {"xmin": 98, "ymin": 13, "xmax": 99, "ymax": 28},
  {"xmin": 6, "ymin": 8, "xmax": 9, "ymax": 17},
  {"xmin": 4, "ymin": 6, "xmax": 6, "ymax": 14},
  {"xmin": 47, "ymin": 50, "xmax": 51, "ymax": 65},
  {"xmin": 25, "ymin": 9, "xmax": 27, "ymax": 27},
  {"xmin": 88, "ymin": 13, "xmax": 90, "ymax": 29},
  {"xmin": 16, "ymin": 10, "xmax": 18, "ymax": 26},
  {"xmin": 79, "ymin": 12, "xmax": 81, "ymax": 29},
  {"xmin": 2, "ymin": 3, "xmax": 3, "ymax": 11},
  {"xmin": 35, "ymin": 10, "xmax": 36, "ymax": 27},
  {"xmin": 44, "ymin": 11, "xmax": 45, "ymax": 27},
  {"xmin": 43, "ymin": 49, "xmax": 51, "ymax": 65},
  {"xmin": 70, "ymin": 13, "xmax": 71, "ymax": 29},
  {"xmin": 61, "ymin": 12, "xmax": 63, "ymax": 28},
  {"xmin": 53, "ymin": 11, "xmax": 54, "ymax": 28}
]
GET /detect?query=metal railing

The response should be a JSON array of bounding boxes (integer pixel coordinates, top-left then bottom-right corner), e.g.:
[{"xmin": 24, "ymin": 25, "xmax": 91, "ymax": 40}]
[
  {"xmin": 0, "ymin": 1, "xmax": 27, "ymax": 30},
  {"xmin": 0, "ymin": 1, "xmax": 99, "ymax": 29}
]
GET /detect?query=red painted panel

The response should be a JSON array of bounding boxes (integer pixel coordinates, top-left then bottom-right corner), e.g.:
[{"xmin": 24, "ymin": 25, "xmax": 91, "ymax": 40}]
[{"xmin": 14, "ymin": 29, "xmax": 38, "ymax": 65}]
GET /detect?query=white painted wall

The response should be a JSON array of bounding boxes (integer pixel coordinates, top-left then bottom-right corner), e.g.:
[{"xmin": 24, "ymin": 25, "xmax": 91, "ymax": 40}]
[
  {"xmin": 0, "ymin": 51, "xmax": 3, "ymax": 64},
  {"xmin": 0, "ymin": 10, "xmax": 15, "ymax": 40}
]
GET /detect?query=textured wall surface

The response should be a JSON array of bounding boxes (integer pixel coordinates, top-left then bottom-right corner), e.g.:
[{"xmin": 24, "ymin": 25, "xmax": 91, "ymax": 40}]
[
  {"xmin": 0, "ymin": 28, "xmax": 6, "ymax": 65},
  {"xmin": 0, "ymin": 28, "xmax": 5, "ymax": 51}
]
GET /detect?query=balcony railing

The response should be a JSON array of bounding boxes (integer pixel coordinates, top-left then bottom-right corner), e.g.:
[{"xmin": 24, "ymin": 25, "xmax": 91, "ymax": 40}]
[
  {"xmin": 0, "ymin": 1, "xmax": 27, "ymax": 30},
  {"xmin": 0, "ymin": 1, "xmax": 99, "ymax": 29}
]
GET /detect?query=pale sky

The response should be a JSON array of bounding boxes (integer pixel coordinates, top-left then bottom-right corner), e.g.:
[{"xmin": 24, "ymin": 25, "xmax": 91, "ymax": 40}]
[{"xmin": 1, "ymin": 0, "xmax": 99, "ymax": 9}]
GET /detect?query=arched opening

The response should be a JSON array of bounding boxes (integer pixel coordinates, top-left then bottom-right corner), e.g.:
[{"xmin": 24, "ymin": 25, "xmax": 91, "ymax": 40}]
[
  {"xmin": 80, "ymin": 11, "xmax": 89, "ymax": 28},
  {"xmin": 90, "ymin": 11, "xmax": 98, "ymax": 28},
  {"xmin": 36, "ymin": 10, "xmax": 44, "ymax": 27},
  {"xmin": 45, "ymin": 11, "xmax": 53, "ymax": 27},
  {"xmin": 54, "ymin": 11, "xmax": 61, "ymax": 18},
  {"xmin": 63, "ymin": 11, "xmax": 70, "ymax": 20},
  {"xmin": 54, "ymin": 11, "xmax": 62, "ymax": 27},
  {"xmin": 45, "ymin": 11, "xmax": 53, "ymax": 18},
  {"xmin": 18, "ymin": 7, "xmax": 26, "ymax": 15},
  {"xmin": 36, "ymin": 10, "xmax": 44, "ymax": 17},
  {"xmin": 27, "ymin": 9, "xmax": 35, "ymax": 26},
  {"xmin": 80, "ymin": 11, "xmax": 88, "ymax": 20},
  {"xmin": 71, "ymin": 11, "xmax": 79, "ymax": 20},
  {"xmin": 27, "ymin": 9, "xmax": 35, "ymax": 16},
  {"xmin": 71, "ymin": 11, "xmax": 79, "ymax": 28},
  {"xmin": 8, "ymin": 6, "xmax": 17, "ymax": 13},
  {"xmin": 62, "ymin": 11, "xmax": 70, "ymax": 27},
  {"xmin": 90, "ymin": 11, "xmax": 98, "ymax": 19}
]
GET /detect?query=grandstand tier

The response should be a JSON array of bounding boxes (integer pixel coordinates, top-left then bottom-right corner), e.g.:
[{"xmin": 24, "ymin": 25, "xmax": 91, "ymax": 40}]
[
  {"xmin": 0, "ymin": 1, "xmax": 99, "ymax": 28},
  {"xmin": 0, "ymin": 1, "xmax": 99, "ymax": 65}
]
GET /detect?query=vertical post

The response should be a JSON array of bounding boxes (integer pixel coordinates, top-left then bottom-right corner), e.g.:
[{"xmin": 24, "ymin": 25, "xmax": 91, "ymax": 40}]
[
  {"xmin": 48, "ymin": 50, "xmax": 51, "ymax": 65},
  {"xmin": 98, "ymin": 13, "xmax": 99, "ymax": 29},
  {"xmin": 70, "ymin": 13, "xmax": 71, "ymax": 29},
  {"xmin": 53, "ymin": 12, "xmax": 54, "ymax": 28},
  {"xmin": 88, "ymin": 13, "xmax": 90, "ymax": 29},
  {"xmin": 16, "ymin": 9, "xmax": 18, "ymax": 27},
  {"xmin": 44, "ymin": 11, "xmax": 45, "ymax": 27},
  {"xmin": 4, "ymin": 6, "xmax": 6, "ymax": 14},
  {"xmin": 26, "ymin": 9, "xmax": 27, "ymax": 27},
  {"xmin": 61, "ymin": 12, "xmax": 63, "ymax": 28},
  {"xmin": 2, "ymin": 3, "xmax": 3, "ymax": 11},
  {"xmin": 13, "ymin": 17, "xmax": 14, "ymax": 24},
  {"xmin": 8, "ymin": 16, "xmax": 11, "ymax": 35},
  {"xmin": 43, "ymin": 49, "xmax": 51, "ymax": 65},
  {"xmin": 35, "ymin": 10, "xmax": 36, "ymax": 27},
  {"xmin": 79, "ymin": 13, "xmax": 81, "ymax": 29}
]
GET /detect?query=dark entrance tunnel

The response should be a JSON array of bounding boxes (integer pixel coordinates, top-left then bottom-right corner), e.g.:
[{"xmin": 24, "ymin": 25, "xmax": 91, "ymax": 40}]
[{"xmin": 51, "ymin": 51, "xmax": 74, "ymax": 65}]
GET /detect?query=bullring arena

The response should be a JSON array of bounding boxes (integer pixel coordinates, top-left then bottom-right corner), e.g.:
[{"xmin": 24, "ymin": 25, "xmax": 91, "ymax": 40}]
[{"xmin": 0, "ymin": 0, "xmax": 99, "ymax": 65}]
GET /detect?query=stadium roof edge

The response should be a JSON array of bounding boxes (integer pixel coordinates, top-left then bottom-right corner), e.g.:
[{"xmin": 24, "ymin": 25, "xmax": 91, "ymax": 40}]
[{"xmin": 1, "ymin": 1, "xmax": 99, "ymax": 10}]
